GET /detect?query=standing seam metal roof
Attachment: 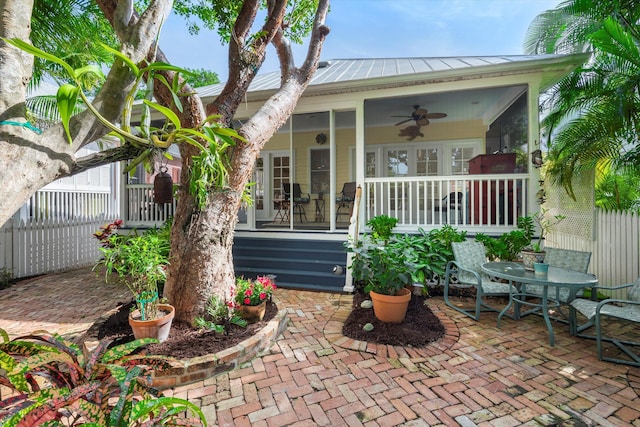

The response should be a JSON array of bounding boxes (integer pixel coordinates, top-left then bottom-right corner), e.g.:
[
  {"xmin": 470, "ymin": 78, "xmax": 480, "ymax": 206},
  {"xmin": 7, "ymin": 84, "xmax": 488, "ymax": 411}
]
[{"xmin": 195, "ymin": 55, "xmax": 571, "ymax": 98}]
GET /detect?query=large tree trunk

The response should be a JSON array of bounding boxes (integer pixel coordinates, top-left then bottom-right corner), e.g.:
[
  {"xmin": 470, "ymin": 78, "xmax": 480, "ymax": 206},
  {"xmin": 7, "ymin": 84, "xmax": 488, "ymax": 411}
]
[{"xmin": 164, "ymin": 1, "xmax": 330, "ymax": 324}]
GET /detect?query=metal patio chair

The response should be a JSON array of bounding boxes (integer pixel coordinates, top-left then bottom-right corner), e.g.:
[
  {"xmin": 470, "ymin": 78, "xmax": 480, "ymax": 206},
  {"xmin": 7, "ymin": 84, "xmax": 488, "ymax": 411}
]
[
  {"xmin": 523, "ymin": 248, "xmax": 592, "ymax": 318},
  {"xmin": 570, "ymin": 278, "xmax": 640, "ymax": 367},
  {"xmin": 443, "ymin": 241, "xmax": 514, "ymax": 321},
  {"xmin": 283, "ymin": 183, "xmax": 310, "ymax": 223},
  {"xmin": 335, "ymin": 182, "xmax": 356, "ymax": 222}
]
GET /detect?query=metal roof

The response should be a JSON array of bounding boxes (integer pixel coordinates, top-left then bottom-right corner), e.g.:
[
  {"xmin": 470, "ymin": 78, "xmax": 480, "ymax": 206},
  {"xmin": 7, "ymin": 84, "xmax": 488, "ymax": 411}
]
[{"xmin": 196, "ymin": 55, "xmax": 584, "ymax": 99}]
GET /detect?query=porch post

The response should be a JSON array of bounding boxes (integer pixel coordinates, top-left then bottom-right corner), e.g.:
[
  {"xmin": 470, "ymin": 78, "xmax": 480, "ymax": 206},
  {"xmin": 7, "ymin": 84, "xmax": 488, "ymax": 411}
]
[
  {"xmin": 528, "ymin": 82, "xmax": 542, "ymax": 215},
  {"xmin": 343, "ymin": 100, "xmax": 366, "ymax": 292}
]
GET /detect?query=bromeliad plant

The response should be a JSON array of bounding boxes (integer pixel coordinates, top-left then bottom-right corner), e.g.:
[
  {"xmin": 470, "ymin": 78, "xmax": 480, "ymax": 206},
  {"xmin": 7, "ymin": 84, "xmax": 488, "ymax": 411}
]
[
  {"xmin": 0, "ymin": 328, "xmax": 206, "ymax": 426},
  {"xmin": 232, "ymin": 276, "xmax": 277, "ymax": 307}
]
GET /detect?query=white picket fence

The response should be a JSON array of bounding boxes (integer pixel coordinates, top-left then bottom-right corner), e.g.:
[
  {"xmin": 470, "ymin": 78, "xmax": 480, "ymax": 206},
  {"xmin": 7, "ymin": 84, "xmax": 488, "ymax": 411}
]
[
  {"xmin": 0, "ymin": 189, "xmax": 117, "ymax": 279},
  {"xmin": 546, "ymin": 209, "xmax": 640, "ymax": 298}
]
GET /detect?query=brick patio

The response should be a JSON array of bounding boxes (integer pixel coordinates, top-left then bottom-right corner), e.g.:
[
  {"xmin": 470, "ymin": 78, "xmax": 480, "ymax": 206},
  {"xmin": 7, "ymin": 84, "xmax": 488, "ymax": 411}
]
[{"xmin": 1, "ymin": 268, "xmax": 639, "ymax": 426}]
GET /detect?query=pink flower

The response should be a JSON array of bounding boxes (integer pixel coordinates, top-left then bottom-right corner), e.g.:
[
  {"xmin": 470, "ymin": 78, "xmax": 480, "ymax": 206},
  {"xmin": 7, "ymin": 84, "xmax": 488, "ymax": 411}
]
[
  {"xmin": 259, "ymin": 292, "xmax": 267, "ymax": 300},
  {"xmin": 244, "ymin": 297, "xmax": 251, "ymax": 305},
  {"xmin": 244, "ymin": 289, "xmax": 253, "ymax": 296}
]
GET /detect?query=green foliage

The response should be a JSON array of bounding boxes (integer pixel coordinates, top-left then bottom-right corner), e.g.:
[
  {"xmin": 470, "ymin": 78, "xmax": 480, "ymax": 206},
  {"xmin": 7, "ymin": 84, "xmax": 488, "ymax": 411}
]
[
  {"xmin": 525, "ymin": 0, "xmax": 640, "ymax": 200},
  {"xmin": 94, "ymin": 221, "xmax": 171, "ymax": 321},
  {"xmin": 172, "ymin": 0, "xmax": 318, "ymax": 44},
  {"xmin": 366, "ymin": 215, "xmax": 398, "ymax": 241},
  {"xmin": 347, "ymin": 224, "xmax": 467, "ymax": 296},
  {"xmin": 30, "ymin": 0, "xmax": 117, "ymax": 88},
  {"xmin": 194, "ymin": 295, "xmax": 247, "ymax": 333},
  {"xmin": 0, "ymin": 267, "xmax": 13, "ymax": 290},
  {"xmin": 4, "ymin": 38, "xmax": 246, "ymax": 211},
  {"xmin": 183, "ymin": 67, "xmax": 220, "ymax": 88},
  {"xmin": 0, "ymin": 328, "xmax": 206, "ymax": 426}
]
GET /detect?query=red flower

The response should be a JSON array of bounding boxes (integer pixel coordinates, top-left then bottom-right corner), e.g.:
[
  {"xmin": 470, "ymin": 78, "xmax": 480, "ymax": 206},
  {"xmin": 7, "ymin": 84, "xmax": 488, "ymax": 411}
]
[
  {"xmin": 259, "ymin": 292, "xmax": 267, "ymax": 300},
  {"xmin": 244, "ymin": 297, "xmax": 251, "ymax": 305}
]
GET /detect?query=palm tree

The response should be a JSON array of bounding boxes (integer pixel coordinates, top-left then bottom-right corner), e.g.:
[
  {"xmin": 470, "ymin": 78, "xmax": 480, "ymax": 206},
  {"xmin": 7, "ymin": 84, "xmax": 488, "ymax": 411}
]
[
  {"xmin": 524, "ymin": 0, "xmax": 640, "ymax": 202},
  {"xmin": 30, "ymin": 0, "xmax": 116, "ymax": 88}
]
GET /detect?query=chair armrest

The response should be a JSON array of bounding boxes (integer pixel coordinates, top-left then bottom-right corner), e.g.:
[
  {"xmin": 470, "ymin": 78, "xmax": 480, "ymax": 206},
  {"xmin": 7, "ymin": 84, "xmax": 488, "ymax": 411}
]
[
  {"xmin": 445, "ymin": 260, "xmax": 481, "ymax": 286},
  {"xmin": 587, "ymin": 283, "xmax": 634, "ymax": 300},
  {"xmin": 595, "ymin": 298, "xmax": 640, "ymax": 317}
]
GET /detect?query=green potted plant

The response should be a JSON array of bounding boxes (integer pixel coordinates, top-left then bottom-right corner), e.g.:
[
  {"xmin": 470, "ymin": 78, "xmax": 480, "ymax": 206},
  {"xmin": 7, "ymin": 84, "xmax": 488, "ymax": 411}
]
[
  {"xmin": 520, "ymin": 209, "xmax": 565, "ymax": 270},
  {"xmin": 348, "ymin": 215, "xmax": 413, "ymax": 323},
  {"xmin": 95, "ymin": 221, "xmax": 174, "ymax": 342}
]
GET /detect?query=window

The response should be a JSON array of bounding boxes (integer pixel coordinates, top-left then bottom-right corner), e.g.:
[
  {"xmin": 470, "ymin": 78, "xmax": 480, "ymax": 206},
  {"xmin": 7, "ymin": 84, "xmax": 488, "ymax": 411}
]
[
  {"xmin": 417, "ymin": 148, "xmax": 438, "ymax": 176},
  {"xmin": 310, "ymin": 148, "xmax": 329, "ymax": 194},
  {"xmin": 450, "ymin": 146, "xmax": 475, "ymax": 175}
]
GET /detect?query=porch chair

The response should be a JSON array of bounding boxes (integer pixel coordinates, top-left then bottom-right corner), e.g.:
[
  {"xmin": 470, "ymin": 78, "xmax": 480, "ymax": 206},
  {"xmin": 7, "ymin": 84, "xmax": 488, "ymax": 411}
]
[
  {"xmin": 283, "ymin": 183, "xmax": 310, "ymax": 223},
  {"xmin": 435, "ymin": 192, "xmax": 464, "ymax": 224},
  {"xmin": 444, "ymin": 241, "xmax": 514, "ymax": 321},
  {"xmin": 523, "ymin": 248, "xmax": 592, "ymax": 317},
  {"xmin": 335, "ymin": 182, "xmax": 356, "ymax": 222},
  {"xmin": 570, "ymin": 278, "xmax": 640, "ymax": 367}
]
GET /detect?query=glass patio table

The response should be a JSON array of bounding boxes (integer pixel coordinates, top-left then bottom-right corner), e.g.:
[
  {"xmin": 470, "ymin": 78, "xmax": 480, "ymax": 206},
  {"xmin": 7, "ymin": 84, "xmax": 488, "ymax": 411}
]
[{"xmin": 481, "ymin": 261, "xmax": 598, "ymax": 346}]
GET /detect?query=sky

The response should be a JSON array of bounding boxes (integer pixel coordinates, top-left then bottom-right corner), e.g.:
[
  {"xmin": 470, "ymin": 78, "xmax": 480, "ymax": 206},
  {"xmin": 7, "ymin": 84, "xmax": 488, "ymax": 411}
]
[{"xmin": 159, "ymin": 0, "xmax": 562, "ymax": 83}]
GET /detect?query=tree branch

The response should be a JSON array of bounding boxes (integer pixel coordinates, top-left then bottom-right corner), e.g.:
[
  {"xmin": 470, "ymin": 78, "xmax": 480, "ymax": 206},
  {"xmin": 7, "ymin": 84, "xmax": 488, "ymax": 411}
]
[{"xmin": 70, "ymin": 143, "xmax": 144, "ymax": 176}]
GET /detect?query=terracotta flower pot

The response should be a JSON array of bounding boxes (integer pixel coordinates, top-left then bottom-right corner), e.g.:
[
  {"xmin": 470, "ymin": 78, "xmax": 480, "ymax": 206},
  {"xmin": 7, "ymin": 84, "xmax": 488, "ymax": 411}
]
[
  {"xmin": 237, "ymin": 301, "xmax": 267, "ymax": 323},
  {"xmin": 370, "ymin": 287, "xmax": 412, "ymax": 323},
  {"xmin": 129, "ymin": 303, "xmax": 175, "ymax": 343}
]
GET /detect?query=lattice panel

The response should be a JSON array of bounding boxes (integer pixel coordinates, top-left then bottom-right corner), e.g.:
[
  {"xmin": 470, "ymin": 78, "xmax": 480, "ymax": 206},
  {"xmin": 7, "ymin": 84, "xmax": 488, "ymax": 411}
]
[{"xmin": 543, "ymin": 169, "xmax": 594, "ymax": 240}]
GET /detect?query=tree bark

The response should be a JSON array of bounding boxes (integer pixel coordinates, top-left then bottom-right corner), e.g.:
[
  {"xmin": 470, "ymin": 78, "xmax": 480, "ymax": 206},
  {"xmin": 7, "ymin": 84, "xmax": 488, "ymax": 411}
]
[
  {"xmin": 164, "ymin": 0, "xmax": 330, "ymax": 323},
  {"xmin": 0, "ymin": 0, "xmax": 173, "ymax": 224}
]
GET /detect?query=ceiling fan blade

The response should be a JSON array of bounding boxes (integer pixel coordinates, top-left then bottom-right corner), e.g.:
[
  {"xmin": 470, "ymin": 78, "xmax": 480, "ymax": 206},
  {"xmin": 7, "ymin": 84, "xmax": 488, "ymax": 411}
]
[
  {"xmin": 414, "ymin": 108, "xmax": 428, "ymax": 116},
  {"xmin": 417, "ymin": 118, "xmax": 430, "ymax": 126},
  {"xmin": 425, "ymin": 113, "xmax": 447, "ymax": 119},
  {"xmin": 394, "ymin": 119, "xmax": 412, "ymax": 126}
]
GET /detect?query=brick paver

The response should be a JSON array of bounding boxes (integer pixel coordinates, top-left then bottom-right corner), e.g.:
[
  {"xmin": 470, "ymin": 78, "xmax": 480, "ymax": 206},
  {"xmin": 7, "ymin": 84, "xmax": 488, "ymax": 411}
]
[{"xmin": 1, "ymin": 268, "xmax": 639, "ymax": 426}]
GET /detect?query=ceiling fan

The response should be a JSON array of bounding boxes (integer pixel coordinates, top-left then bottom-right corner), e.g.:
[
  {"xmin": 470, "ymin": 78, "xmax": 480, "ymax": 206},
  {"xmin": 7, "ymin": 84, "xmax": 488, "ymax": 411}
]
[{"xmin": 392, "ymin": 104, "xmax": 447, "ymax": 127}]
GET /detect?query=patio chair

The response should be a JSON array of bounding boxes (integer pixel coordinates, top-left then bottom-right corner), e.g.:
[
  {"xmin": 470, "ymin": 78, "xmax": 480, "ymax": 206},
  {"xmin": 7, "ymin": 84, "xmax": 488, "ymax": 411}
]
[
  {"xmin": 444, "ymin": 241, "xmax": 514, "ymax": 321},
  {"xmin": 523, "ymin": 248, "xmax": 592, "ymax": 315},
  {"xmin": 283, "ymin": 183, "xmax": 310, "ymax": 223},
  {"xmin": 435, "ymin": 192, "xmax": 464, "ymax": 223},
  {"xmin": 570, "ymin": 278, "xmax": 640, "ymax": 367},
  {"xmin": 335, "ymin": 182, "xmax": 356, "ymax": 222}
]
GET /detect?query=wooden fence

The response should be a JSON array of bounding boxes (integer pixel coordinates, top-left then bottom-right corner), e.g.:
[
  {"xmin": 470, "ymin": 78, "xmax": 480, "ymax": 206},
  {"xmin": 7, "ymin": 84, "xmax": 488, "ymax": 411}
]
[{"xmin": 547, "ymin": 209, "xmax": 640, "ymax": 298}]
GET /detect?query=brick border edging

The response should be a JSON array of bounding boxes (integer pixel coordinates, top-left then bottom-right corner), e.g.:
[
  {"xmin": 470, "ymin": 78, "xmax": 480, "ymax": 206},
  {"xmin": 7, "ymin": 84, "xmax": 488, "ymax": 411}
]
[
  {"xmin": 82, "ymin": 307, "xmax": 289, "ymax": 390},
  {"xmin": 323, "ymin": 298, "xmax": 460, "ymax": 358}
]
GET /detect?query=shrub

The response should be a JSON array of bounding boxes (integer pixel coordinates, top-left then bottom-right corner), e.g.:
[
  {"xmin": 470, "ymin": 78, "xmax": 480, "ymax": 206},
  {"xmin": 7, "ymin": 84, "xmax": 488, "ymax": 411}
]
[{"xmin": 0, "ymin": 328, "xmax": 206, "ymax": 426}]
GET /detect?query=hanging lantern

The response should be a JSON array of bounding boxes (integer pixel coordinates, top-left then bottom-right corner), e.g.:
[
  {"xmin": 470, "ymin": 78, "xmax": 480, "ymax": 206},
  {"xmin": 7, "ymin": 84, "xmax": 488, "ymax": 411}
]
[
  {"xmin": 531, "ymin": 149, "xmax": 544, "ymax": 168},
  {"xmin": 153, "ymin": 166, "xmax": 173, "ymax": 204}
]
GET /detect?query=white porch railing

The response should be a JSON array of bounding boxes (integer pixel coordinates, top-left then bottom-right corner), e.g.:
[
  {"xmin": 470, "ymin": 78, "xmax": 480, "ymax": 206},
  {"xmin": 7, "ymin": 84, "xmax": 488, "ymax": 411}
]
[
  {"xmin": 124, "ymin": 185, "xmax": 177, "ymax": 227},
  {"xmin": 363, "ymin": 174, "xmax": 530, "ymax": 231}
]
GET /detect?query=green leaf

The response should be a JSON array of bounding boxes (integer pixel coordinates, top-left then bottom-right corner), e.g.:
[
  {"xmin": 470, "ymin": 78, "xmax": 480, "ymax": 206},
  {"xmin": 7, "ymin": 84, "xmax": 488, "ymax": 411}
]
[
  {"xmin": 100, "ymin": 42, "xmax": 139, "ymax": 76},
  {"xmin": 130, "ymin": 396, "xmax": 207, "ymax": 426},
  {"xmin": 101, "ymin": 338, "xmax": 158, "ymax": 363},
  {"xmin": 0, "ymin": 328, "xmax": 9, "ymax": 343},
  {"xmin": 143, "ymin": 100, "xmax": 181, "ymax": 129},
  {"xmin": 154, "ymin": 74, "xmax": 183, "ymax": 113},
  {"xmin": 73, "ymin": 65, "xmax": 105, "ymax": 83},
  {"xmin": 56, "ymin": 84, "xmax": 80, "ymax": 144},
  {"xmin": 3, "ymin": 38, "xmax": 75, "ymax": 78}
]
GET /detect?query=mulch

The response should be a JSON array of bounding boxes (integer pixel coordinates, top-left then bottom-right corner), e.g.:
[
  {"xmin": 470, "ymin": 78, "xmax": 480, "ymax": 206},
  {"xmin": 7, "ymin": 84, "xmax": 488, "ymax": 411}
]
[
  {"xmin": 97, "ymin": 289, "xmax": 446, "ymax": 359},
  {"xmin": 341, "ymin": 291, "xmax": 445, "ymax": 347}
]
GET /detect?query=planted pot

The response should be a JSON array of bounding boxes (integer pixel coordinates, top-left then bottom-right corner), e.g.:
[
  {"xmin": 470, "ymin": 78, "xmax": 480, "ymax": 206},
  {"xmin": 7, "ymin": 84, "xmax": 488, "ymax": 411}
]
[
  {"xmin": 370, "ymin": 287, "xmax": 412, "ymax": 323},
  {"xmin": 129, "ymin": 303, "xmax": 175, "ymax": 343},
  {"xmin": 521, "ymin": 249, "xmax": 546, "ymax": 271},
  {"xmin": 237, "ymin": 301, "xmax": 267, "ymax": 323}
]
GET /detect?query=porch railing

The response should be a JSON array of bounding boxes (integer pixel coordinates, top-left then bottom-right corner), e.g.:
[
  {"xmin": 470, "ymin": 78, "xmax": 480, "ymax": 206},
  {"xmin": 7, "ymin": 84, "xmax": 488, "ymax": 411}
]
[
  {"xmin": 124, "ymin": 185, "xmax": 177, "ymax": 227},
  {"xmin": 124, "ymin": 176, "xmax": 530, "ymax": 231},
  {"xmin": 363, "ymin": 174, "xmax": 530, "ymax": 231}
]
